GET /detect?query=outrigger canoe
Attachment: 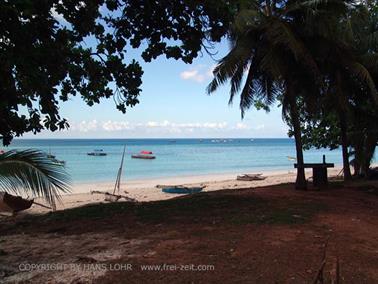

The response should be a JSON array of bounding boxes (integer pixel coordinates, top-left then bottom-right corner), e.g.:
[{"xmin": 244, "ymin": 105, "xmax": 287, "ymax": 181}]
[
  {"xmin": 161, "ymin": 186, "xmax": 204, "ymax": 194},
  {"xmin": 236, "ymin": 174, "xmax": 266, "ymax": 181}
]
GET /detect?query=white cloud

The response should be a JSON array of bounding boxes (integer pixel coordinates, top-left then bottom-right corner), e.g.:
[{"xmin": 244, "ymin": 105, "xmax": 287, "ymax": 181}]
[
  {"xmin": 253, "ymin": 124, "xmax": 265, "ymax": 130},
  {"xmin": 180, "ymin": 65, "xmax": 215, "ymax": 83},
  {"xmin": 235, "ymin": 122, "xmax": 250, "ymax": 130},
  {"xmin": 140, "ymin": 121, "xmax": 228, "ymax": 132},
  {"xmin": 71, "ymin": 120, "xmax": 98, "ymax": 132},
  {"xmin": 67, "ymin": 120, "xmax": 267, "ymax": 135},
  {"xmin": 102, "ymin": 120, "xmax": 132, "ymax": 131}
]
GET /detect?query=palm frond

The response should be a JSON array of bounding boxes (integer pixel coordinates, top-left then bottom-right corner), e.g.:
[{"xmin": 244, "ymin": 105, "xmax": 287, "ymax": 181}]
[
  {"xmin": 207, "ymin": 36, "xmax": 254, "ymax": 95},
  {"xmin": 346, "ymin": 61, "xmax": 378, "ymax": 102},
  {"xmin": 263, "ymin": 19, "xmax": 321, "ymax": 80},
  {"xmin": 0, "ymin": 149, "xmax": 71, "ymax": 209}
]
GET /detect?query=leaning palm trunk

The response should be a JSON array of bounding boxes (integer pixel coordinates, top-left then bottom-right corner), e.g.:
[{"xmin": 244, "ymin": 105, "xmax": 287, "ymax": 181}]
[
  {"xmin": 0, "ymin": 149, "xmax": 70, "ymax": 210},
  {"xmin": 288, "ymin": 95, "xmax": 307, "ymax": 190}
]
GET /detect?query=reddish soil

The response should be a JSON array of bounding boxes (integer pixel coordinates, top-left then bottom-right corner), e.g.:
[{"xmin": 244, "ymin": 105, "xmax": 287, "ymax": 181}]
[{"xmin": 1, "ymin": 182, "xmax": 378, "ymax": 283}]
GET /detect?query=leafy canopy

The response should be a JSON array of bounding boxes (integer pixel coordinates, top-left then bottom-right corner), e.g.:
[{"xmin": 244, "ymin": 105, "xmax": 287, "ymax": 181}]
[{"xmin": 0, "ymin": 0, "xmax": 232, "ymax": 145}]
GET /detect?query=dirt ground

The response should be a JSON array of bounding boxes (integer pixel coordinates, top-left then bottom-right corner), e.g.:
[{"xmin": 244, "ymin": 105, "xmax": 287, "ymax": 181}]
[{"xmin": 1, "ymin": 181, "xmax": 378, "ymax": 283}]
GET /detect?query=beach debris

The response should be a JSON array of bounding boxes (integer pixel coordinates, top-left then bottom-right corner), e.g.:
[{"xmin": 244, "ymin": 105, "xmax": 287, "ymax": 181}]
[
  {"xmin": 91, "ymin": 191, "xmax": 136, "ymax": 202},
  {"xmin": 236, "ymin": 174, "xmax": 266, "ymax": 181}
]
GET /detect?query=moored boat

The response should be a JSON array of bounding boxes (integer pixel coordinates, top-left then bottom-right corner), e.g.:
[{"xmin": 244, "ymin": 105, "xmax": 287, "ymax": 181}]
[
  {"xmin": 131, "ymin": 154, "xmax": 156, "ymax": 159},
  {"xmin": 87, "ymin": 149, "xmax": 107, "ymax": 156},
  {"xmin": 47, "ymin": 153, "xmax": 65, "ymax": 165},
  {"xmin": 131, "ymin": 150, "xmax": 155, "ymax": 159}
]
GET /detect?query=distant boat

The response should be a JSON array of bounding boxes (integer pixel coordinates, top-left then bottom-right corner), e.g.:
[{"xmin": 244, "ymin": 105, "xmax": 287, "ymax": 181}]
[
  {"xmin": 87, "ymin": 149, "xmax": 107, "ymax": 156},
  {"xmin": 132, "ymin": 150, "xmax": 156, "ymax": 159},
  {"xmin": 161, "ymin": 186, "xmax": 204, "ymax": 194},
  {"xmin": 47, "ymin": 152, "xmax": 65, "ymax": 165},
  {"xmin": 250, "ymin": 139, "xmax": 254, "ymax": 142}
]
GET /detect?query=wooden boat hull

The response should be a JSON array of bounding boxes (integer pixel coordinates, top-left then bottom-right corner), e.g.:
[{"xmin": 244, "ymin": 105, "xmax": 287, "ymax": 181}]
[
  {"xmin": 237, "ymin": 174, "xmax": 266, "ymax": 181},
  {"xmin": 131, "ymin": 154, "xmax": 156, "ymax": 159},
  {"xmin": 0, "ymin": 192, "xmax": 33, "ymax": 213},
  {"xmin": 162, "ymin": 187, "xmax": 204, "ymax": 194}
]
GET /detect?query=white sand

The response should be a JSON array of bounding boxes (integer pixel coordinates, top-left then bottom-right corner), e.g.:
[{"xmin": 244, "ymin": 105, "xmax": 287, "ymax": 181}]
[{"xmin": 25, "ymin": 167, "xmax": 343, "ymax": 214}]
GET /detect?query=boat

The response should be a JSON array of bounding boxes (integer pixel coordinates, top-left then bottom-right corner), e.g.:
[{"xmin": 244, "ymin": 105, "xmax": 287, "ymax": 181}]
[
  {"xmin": 0, "ymin": 192, "xmax": 33, "ymax": 213},
  {"xmin": 131, "ymin": 154, "xmax": 156, "ymax": 159},
  {"xmin": 161, "ymin": 186, "xmax": 204, "ymax": 194},
  {"xmin": 91, "ymin": 146, "xmax": 136, "ymax": 202},
  {"xmin": 47, "ymin": 153, "xmax": 65, "ymax": 165},
  {"xmin": 87, "ymin": 149, "xmax": 107, "ymax": 156},
  {"xmin": 237, "ymin": 174, "xmax": 266, "ymax": 181},
  {"xmin": 131, "ymin": 150, "xmax": 156, "ymax": 159},
  {"xmin": 0, "ymin": 192, "xmax": 51, "ymax": 214}
]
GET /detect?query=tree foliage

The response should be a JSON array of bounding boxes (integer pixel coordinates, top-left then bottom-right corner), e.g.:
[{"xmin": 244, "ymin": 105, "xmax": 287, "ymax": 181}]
[{"xmin": 0, "ymin": 0, "xmax": 232, "ymax": 145}]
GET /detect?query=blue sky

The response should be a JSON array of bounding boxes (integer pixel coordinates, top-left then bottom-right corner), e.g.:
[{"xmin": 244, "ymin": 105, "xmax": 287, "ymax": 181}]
[{"xmin": 24, "ymin": 36, "xmax": 289, "ymax": 139}]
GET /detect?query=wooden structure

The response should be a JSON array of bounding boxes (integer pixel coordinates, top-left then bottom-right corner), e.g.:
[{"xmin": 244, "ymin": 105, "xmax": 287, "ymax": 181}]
[{"xmin": 294, "ymin": 155, "xmax": 334, "ymax": 187}]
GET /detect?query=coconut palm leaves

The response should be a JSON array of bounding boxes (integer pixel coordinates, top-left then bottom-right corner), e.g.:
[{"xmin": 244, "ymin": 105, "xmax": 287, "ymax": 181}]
[
  {"xmin": 0, "ymin": 149, "xmax": 71, "ymax": 209},
  {"xmin": 207, "ymin": 1, "xmax": 326, "ymax": 115}
]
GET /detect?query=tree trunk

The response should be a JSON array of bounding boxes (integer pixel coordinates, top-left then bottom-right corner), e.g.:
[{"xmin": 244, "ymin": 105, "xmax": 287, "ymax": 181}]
[
  {"xmin": 339, "ymin": 114, "xmax": 352, "ymax": 180},
  {"xmin": 288, "ymin": 95, "xmax": 307, "ymax": 190},
  {"xmin": 363, "ymin": 133, "xmax": 378, "ymax": 178}
]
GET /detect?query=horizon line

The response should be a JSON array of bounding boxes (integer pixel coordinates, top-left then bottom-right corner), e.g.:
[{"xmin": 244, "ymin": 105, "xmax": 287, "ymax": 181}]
[{"xmin": 12, "ymin": 137, "xmax": 291, "ymax": 140}]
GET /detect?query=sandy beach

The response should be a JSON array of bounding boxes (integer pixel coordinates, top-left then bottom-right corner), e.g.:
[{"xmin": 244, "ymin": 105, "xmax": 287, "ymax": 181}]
[{"xmin": 26, "ymin": 167, "xmax": 344, "ymax": 214}]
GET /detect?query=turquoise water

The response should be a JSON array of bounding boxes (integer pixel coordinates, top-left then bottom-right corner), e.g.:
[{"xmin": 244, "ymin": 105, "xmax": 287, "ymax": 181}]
[{"xmin": 6, "ymin": 138, "xmax": 344, "ymax": 183}]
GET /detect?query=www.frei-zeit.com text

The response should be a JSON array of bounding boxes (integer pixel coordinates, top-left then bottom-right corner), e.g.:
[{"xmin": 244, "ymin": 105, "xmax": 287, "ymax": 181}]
[{"xmin": 15, "ymin": 263, "xmax": 215, "ymax": 272}]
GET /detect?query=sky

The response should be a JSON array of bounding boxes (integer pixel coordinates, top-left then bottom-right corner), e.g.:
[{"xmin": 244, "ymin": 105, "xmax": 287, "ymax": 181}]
[{"xmin": 23, "ymin": 15, "xmax": 289, "ymax": 139}]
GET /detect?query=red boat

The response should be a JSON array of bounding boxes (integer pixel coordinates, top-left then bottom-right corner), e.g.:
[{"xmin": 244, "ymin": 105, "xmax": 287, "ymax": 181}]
[{"xmin": 131, "ymin": 151, "xmax": 156, "ymax": 159}]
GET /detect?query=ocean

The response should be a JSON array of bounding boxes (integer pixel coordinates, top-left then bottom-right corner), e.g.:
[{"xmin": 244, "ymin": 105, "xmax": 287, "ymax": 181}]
[{"xmin": 4, "ymin": 138, "xmax": 346, "ymax": 184}]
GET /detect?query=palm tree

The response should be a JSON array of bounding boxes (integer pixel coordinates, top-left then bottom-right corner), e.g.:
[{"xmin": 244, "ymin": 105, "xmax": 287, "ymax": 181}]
[
  {"xmin": 0, "ymin": 149, "xmax": 70, "ymax": 209},
  {"xmin": 207, "ymin": 0, "xmax": 332, "ymax": 190},
  {"xmin": 313, "ymin": 2, "xmax": 378, "ymax": 180}
]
